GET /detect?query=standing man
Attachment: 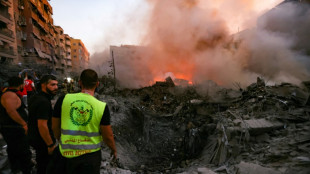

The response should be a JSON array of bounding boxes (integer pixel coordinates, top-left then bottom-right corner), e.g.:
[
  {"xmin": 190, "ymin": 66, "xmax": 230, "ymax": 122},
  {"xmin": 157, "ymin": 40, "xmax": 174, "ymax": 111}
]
[
  {"xmin": 52, "ymin": 69, "xmax": 117, "ymax": 173},
  {"xmin": 0, "ymin": 76, "xmax": 33, "ymax": 174},
  {"xmin": 28, "ymin": 75, "xmax": 58, "ymax": 174}
]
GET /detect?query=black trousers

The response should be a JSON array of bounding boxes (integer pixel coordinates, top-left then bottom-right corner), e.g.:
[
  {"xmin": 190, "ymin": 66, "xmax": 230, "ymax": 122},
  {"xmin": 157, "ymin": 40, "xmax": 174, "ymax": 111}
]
[
  {"xmin": 47, "ymin": 146, "xmax": 66, "ymax": 174},
  {"xmin": 65, "ymin": 150, "xmax": 101, "ymax": 174},
  {"xmin": 47, "ymin": 148, "xmax": 101, "ymax": 174},
  {"xmin": 0, "ymin": 127, "xmax": 32, "ymax": 174},
  {"xmin": 30, "ymin": 140, "xmax": 51, "ymax": 174}
]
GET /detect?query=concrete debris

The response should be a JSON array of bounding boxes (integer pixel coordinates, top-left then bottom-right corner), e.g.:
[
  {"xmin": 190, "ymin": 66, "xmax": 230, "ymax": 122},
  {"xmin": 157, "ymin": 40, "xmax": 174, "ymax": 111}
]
[
  {"xmin": 241, "ymin": 119, "xmax": 283, "ymax": 135},
  {"xmin": 177, "ymin": 167, "xmax": 218, "ymax": 174},
  {"xmin": 190, "ymin": 99, "xmax": 204, "ymax": 104},
  {"xmin": 236, "ymin": 161, "xmax": 281, "ymax": 174},
  {"xmin": 197, "ymin": 167, "xmax": 217, "ymax": 174},
  {"xmin": 1, "ymin": 77, "xmax": 310, "ymax": 173},
  {"xmin": 154, "ymin": 76, "xmax": 175, "ymax": 87}
]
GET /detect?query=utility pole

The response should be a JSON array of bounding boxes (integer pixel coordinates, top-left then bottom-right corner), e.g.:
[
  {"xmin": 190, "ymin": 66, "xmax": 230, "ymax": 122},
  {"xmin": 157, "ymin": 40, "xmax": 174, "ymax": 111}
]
[{"xmin": 111, "ymin": 50, "xmax": 116, "ymax": 92}]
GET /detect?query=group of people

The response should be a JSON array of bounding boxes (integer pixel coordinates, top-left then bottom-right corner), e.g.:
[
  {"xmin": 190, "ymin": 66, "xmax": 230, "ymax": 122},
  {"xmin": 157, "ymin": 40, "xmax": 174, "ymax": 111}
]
[
  {"xmin": 0, "ymin": 69, "xmax": 117, "ymax": 174},
  {"xmin": 17, "ymin": 71, "xmax": 39, "ymax": 107},
  {"xmin": 61, "ymin": 78, "xmax": 75, "ymax": 95}
]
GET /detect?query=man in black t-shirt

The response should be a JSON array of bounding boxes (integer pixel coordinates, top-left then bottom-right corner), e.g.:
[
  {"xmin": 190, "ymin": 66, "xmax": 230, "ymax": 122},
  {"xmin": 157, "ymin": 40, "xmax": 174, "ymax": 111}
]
[{"xmin": 28, "ymin": 75, "xmax": 58, "ymax": 174}]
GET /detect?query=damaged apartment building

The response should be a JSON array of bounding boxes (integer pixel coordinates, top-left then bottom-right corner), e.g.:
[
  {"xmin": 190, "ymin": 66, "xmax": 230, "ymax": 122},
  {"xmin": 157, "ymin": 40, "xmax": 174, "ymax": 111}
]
[{"xmin": 0, "ymin": 0, "xmax": 89, "ymax": 77}]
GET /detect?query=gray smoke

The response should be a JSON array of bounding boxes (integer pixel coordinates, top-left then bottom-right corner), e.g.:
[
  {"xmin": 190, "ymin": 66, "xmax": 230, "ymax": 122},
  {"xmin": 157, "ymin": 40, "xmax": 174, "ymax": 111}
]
[
  {"xmin": 90, "ymin": 0, "xmax": 310, "ymax": 88},
  {"xmin": 237, "ymin": 2, "xmax": 310, "ymax": 85},
  {"xmin": 89, "ymin": 49, "xmax": 111, "ymax": 76}
]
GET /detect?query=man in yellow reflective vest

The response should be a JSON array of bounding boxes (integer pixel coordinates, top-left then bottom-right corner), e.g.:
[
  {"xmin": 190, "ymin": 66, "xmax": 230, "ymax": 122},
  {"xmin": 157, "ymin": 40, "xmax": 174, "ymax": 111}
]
[{"xmin": 52, "ymin": 69, "xmax": 117, "ymax": 173}]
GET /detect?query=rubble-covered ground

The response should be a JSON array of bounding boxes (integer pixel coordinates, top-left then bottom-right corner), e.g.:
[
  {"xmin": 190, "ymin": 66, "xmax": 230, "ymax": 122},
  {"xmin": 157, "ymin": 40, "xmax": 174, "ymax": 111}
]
[{"xmin": 1, "ymin": 77, "xmax": 310, "ymax": 174}]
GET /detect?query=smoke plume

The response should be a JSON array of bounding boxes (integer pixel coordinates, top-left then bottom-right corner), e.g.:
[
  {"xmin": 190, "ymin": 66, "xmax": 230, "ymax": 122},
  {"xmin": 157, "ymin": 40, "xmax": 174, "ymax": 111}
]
[
  {"xmin": 94, "ymin": 0, "xmax": 310, "ymax": 88},
  {"xmin": 89, "ymin": 49, "xmax": 110, "ymax": 75}
]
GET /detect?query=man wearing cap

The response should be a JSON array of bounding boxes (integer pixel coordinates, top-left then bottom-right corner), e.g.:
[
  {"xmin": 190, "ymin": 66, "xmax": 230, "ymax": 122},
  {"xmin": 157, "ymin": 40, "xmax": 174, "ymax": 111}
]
[
  {"xmin": 28, "ymin": 75, "xmax": 58, "ymax": 174},
  {"xmin": 52, "ymin": 69, "xmax": 116, "ymax": 173},
  {"xmin": 0, "ymin": 76, "xmax": 33, "ymax": 174}
]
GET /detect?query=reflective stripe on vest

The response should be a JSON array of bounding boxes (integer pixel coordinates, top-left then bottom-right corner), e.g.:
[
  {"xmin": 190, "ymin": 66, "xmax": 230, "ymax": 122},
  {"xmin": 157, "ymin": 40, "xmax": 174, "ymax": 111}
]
[
  {"xmin": 60, "ymin": 142, "xmax": 102, "ymax": 150},
  {"xmin": 59, "ymin": 93, "xmax": 106, "ymax": 158},
  {"xmin": 61, "ymin": 129, "xmax": 100, "ymax": 137}
]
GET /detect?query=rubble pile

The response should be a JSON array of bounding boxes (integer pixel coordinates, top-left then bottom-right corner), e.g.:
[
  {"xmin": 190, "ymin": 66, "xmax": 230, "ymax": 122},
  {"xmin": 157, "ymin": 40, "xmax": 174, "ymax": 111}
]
[
  {"xmin": 185, "ymin": 78, "xmax": 310, "ymax": 174},
  {"xmin": 0, "ymin": 77, "xmax": 309, "ymax": 173},
  {"xmin": 106, "ymin": 77, "xmax": 310, "ymax": 173}
]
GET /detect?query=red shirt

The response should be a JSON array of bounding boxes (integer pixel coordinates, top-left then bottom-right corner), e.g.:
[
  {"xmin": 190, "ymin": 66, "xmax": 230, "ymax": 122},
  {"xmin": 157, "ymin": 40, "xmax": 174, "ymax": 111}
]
[
  {"xmin": 24, "ymin": 79, "xmax": 34, "ymax": 92},
  {"xmin": 16, "ymin": 87, "xmax": 27, "ymax": 97}
]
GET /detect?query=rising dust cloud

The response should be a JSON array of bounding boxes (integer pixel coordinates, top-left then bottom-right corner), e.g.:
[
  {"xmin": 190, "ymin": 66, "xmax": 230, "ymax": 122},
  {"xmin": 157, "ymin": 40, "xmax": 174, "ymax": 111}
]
[{"xmin": 91, "ymin": 0, "xmax": 310, "ymax": 89}]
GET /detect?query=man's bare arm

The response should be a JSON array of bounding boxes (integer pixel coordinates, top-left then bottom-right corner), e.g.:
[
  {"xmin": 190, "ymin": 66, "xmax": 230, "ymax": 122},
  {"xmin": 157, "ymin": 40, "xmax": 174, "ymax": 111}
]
[
  {"xmin": 100, "ymin": 125, "xmax": 117, "ymax": 158},
  {"xmin": 1, "ymin": 92, "xmax": 28, "ymax": 133},
  {"xmin": 38, "ymin": 119, "xmax": 54, "ymax": 145},
  {"xmin": 38, "ymin": 119, "xmax": 55, "ymax": 154},
  {"xmin": 52, "ymin": 117, "xmax": 61, "ymax": 140}
]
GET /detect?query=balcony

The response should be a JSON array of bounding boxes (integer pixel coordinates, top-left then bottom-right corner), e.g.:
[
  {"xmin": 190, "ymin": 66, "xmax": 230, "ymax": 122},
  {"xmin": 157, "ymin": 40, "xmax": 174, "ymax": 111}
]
[
  {"xmin": 0, "ymin": 29, "xmax": 13, "ymax": 38},
  {"xmin": 60, "ymin": 59, "xmax": 66, "ymax": 65},
  {"xmin": 65, "ymin": 55, "xmax": 71, "ymax": 60},
  {"xmin": 0, "ymin": 10, "xmax": 11, "ymax": 23},
  {"xmin": 49, "ymin": 17, "xmax": 53, "ymax": 25},
  {"xmin": 30, "ymin": 0, "xmax": 36, "ymax": 6},
  {"xmin": 45, "ymin": 37, "xmax": 53, "ymax": 45},
  {"xmin": 1, "ymin": 0, "xmax": 12, "ymax": 7},
  {"xmin": 66, "ymin": 61, "xmax": 72, "ymax": 66},
  {"xmin": 43, "ymin": 1, "xmax": 53, "ymax": 14},
  {"xmin": 65, "ymin": 40, "xmax": 70, "ymax": 46},
  {"xmin": 0, "ymin": 46, "xmax": 15, "ymax": 56},
  {"xmin": 37, "ymin": 5, "xmax": 44, "ymax": 16},
  {"xmin": 31, "ymin": 11, "xmax": 38, "ymax": 22},
  {"xmin": 32, "ymin": 32, "xmax": 40, "ymax": 40},
  {"xmin": 42, "ymin": 12, "xmax": 48, "ymax": 22},
  {"xmin": 33, "ymin": 25, "xmax": 41, "ymax": 38},
  {"xmin": 37, "ymin": 19, "xmax": 47, "ymax": 32}
]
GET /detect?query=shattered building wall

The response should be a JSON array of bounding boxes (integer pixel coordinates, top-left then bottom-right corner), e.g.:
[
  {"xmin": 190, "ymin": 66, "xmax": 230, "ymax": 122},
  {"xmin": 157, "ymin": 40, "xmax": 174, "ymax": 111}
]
[
  {"xmin": 0, "ymin": 0, "xmax": 17, "ymax": 64},
  {"xmin": 0, "ymin": 0, "xmax": 89, "ymax": 76},
  {"xmin": 110, "ymin": 45, "xmax": 152, "ymax": 88}
]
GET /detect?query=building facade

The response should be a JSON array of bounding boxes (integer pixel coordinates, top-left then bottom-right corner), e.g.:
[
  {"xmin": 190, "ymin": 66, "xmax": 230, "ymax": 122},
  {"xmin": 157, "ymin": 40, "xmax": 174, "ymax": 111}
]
[
  {"xmin": 70, "ymin": 38, "xmax": 89, "ymax": 75},
  {"xmin": 0, "ymin": 0, "xmax": 89, "ymax": 76},
  {"xmin": 0, "ymin": 0, "xmax": 17, "ymax": 64}
]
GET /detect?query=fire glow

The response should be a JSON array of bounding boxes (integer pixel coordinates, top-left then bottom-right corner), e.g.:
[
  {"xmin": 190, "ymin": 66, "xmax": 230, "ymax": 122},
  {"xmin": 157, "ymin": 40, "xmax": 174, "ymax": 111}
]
[{"xmin": 105, "ymin": 0, "xmax": 310, "ymax": 89}]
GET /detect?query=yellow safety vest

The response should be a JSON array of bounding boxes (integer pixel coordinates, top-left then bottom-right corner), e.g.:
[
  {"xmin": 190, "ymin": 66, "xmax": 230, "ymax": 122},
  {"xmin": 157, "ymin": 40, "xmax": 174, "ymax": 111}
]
[{"xmin": 59, "ymin": 93, "xmax": 106, "ymax": 158}]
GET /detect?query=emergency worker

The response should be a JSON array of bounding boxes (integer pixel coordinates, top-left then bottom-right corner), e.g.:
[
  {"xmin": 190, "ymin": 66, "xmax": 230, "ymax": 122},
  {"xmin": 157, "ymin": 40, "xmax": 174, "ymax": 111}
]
[
  {"xmin": 0, "ymin": 76, "xmax": 32, "ymax": 174},
  {"xmin": 52, "ymin": 69, "xmax": 116, "ymax": 173}
]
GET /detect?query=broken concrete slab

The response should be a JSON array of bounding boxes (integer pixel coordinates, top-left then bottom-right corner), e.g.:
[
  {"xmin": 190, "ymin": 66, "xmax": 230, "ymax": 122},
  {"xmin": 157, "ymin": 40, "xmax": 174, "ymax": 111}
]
[
  {"xmin": 190, "ymin": 99, "xmax": 204, "ymax": 104},
  {"xmin": 197, "ymin": 167, "xmax": 217, "ymax": 174},
  {"xmin": 241, "ymin": 119, "xmax": 283, "ymax": 135},
  {"xmin": 236, "ymin": 161, "xmax": 281, "ymax": 174}
]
